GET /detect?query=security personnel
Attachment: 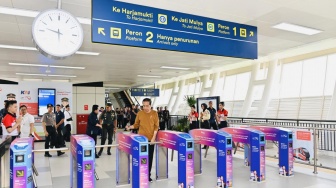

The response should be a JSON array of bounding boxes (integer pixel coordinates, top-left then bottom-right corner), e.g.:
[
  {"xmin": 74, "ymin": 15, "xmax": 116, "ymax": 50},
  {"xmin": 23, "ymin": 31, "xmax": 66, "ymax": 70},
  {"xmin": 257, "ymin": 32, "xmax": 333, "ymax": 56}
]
[
  {"xmin": 162, "ymin": 106, "xmax": 170, "ymax": 130},
  {"xmin": 208, "ymin": 101, "xmax": 218, "ymax": 130},
  {"xmin": 86, "ymin": 105, "xmax": 102, "ymax": 158},
  {"xmin": 55, "ymin": 104, "xmax": 65, "ymax": 147},
  {"xmin": 41, "ymin": 104, "xmax": 64, "ymax": 157},
  {"xmin": 158, "ymin": 107, "xmax": 165, "ymax": 130},
  {"xmin": 98, "ymin": 103, "xmax": 117, "ymax": 156}
]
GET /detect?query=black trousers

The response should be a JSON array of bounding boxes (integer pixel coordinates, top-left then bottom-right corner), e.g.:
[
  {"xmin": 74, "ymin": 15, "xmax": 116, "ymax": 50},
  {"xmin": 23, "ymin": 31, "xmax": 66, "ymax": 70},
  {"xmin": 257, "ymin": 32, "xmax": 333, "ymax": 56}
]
[
  {"xmin": 56, "ymin": 126, "xmax": 65, "ymax": 147},
  {"xmin": 64, "ymin": 124, "xmax": 71, "ymax": 142},
  {"xmin": 201, "ymin": 120, "xmax": 210, "ymax": 129},
  {"xmin": 189, "ymin": 121, "xmax": 198, "ymax": 130},
  {"xmin": 123, "ymin": 118, "xmax": 128, "ymax": 128},
  {"xmin": 118, "ymin": 117, "xmax": 123, "ymax": 128},
  {"xmin": 130, "ymin": 120, "xmax": 138, "ymax": 133},
  {"xmin": 89, "ymin": 133, "xmax": 98, "ymax": 154},
  {"xmin": 164, "ymin": 120, "xmax": 170, "ymax": 130},
  {"xmin": 210, "ymin": 121, "xmax": 218, "ymax": 130},
  {"xmin": 159, "ymin": 121, "xmax": 165, "ymax": 130},
  {"xmin": 100, "ymin": 125, "xmax": 114, "ymax": 152},
  {"xmin": 45, "ymin": 126, "xmax": 59, "ymax": 154},
  {"xmin": 218, "ymin": 121, "xmax": 228, "ymax": 129},
  {"xmin": 148, "ymin": 143, "xmax": 155, "ymax": 179}
]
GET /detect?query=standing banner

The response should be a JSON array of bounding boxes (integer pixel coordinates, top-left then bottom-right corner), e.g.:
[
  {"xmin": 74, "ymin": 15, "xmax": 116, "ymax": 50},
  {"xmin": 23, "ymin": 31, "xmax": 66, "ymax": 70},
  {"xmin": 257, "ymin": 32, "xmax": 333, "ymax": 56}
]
[
  {"xmin": 292, "ymin": 129, "xmax": 314, "ymax": 163},
  {"xmin": 19, "ymin": 81, "xmax": 72, "ymax": 139}
]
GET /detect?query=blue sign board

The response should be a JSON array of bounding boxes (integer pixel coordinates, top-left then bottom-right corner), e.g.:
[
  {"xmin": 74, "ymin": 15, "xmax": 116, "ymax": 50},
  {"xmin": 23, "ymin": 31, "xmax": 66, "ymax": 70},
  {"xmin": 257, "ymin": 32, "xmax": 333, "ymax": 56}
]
[
  {"xmin": 131, "ymin": 88, "xmax": 160, "ymax": 97},
  {"xmin": 92, "ymin": 1, "xmax": 258, "ymax": 59}
]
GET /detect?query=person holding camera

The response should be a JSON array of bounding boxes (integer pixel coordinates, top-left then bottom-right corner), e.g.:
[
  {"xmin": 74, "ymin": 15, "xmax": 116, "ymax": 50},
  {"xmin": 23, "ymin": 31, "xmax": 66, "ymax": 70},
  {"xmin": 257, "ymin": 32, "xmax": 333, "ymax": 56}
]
[{"xmin": 64, "ymin": 105, "xmax": 72, "ymax": 142}]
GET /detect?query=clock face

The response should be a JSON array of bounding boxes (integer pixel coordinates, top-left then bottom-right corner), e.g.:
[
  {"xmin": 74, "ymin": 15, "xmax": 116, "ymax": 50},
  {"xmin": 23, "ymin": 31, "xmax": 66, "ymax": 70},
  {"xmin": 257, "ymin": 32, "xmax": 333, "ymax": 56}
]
[{"xmin": 32, "ymin": 9, "xmax": 84, "ymax": 59}]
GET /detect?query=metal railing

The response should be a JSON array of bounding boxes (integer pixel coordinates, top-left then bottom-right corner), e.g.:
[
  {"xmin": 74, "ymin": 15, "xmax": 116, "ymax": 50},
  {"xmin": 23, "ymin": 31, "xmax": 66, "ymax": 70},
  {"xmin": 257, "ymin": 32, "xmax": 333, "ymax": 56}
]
[{"xmin": 227, "ymin": 117, "xmax": 336, "ymax": 152}]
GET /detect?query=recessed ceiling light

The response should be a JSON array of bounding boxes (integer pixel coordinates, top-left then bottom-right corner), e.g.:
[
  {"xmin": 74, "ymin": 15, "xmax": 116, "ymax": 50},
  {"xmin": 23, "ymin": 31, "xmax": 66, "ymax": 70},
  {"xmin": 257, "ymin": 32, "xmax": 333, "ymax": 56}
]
[
  {"xmin": 0, "ymin": 6, "xmax": 91, "ymax": 25},
  {"xmin": 16, "ymin": 73, "xmax": 46, "ymax": 76},
  {"xmin": 160, "ymin": 66, "xmax": 190, "ymax": 70},
  {"xmin": 9, "ymin": 62, "xmax": 48, "ymax": 67},
  {"xmin": 137, "ymin": 75, "xmax": 162, "ymax": 78},
  {"xmin": 0, "ymin": 44, "xmax": 99, "ymax": 56},
  {"xmin": 23, "ymin": 78, "xmax": 43, "ymax": 81},
  {"xmin": 272, "ymin": 23, "xmax": 322, "ymax": 35},
  {"xmin": 48, "ymin": 74, "xmax": 77, "ymax": 78}
]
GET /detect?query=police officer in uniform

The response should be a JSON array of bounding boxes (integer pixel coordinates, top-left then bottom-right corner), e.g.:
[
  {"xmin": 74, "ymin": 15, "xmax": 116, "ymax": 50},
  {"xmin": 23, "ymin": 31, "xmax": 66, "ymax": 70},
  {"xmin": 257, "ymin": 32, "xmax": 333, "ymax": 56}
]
[
  {"xmin": 55, "ymin": 104, "xmax": 65, "ymax": 147},
  {"xmin": 98, "ymin": 103, "xmax": 117, "ymax": 156},
  {"xmin": 41, "ymin": 104, "xmax": 64, "ymax": 157}
]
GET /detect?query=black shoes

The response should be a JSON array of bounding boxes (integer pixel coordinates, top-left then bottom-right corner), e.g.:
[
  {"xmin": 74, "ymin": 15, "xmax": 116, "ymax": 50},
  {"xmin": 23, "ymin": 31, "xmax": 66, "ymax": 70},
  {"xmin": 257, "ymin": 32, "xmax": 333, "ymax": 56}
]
[
  {"xmin": 57, "ymin": 152, "xmax": 65, "ymax": 156},
  {"xmin": 107, "ymin": 151, "xmax": 112, "ymax": 155},
  {"xmin": 95, "ymin": 154, "xmax": 100, "ymax": 158},
  {"xmin": 149, "ymin": 178, "xmax": 153, "ymax": 183},
  {"xmin": 98, "ymin": 150, "xmax": 103, "ymax": 156},
  {"xmin": 44, "ymin": 153, "xmax": 52, "ymax": 157},
  {"xmin": 202, "ymin": 146, "xmax": 207, "ymax": 149}
]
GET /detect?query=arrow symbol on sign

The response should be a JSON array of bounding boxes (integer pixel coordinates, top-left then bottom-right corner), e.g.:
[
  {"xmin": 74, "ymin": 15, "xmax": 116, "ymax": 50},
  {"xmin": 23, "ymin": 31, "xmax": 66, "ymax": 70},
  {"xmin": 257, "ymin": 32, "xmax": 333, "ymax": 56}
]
[
  {"xmin": 250, "ymin": 31, "xmax": 254, "ymax": 37},
  {"xmin": 98, "ymin": 28, "xmax": 105, "ymax": 36}
]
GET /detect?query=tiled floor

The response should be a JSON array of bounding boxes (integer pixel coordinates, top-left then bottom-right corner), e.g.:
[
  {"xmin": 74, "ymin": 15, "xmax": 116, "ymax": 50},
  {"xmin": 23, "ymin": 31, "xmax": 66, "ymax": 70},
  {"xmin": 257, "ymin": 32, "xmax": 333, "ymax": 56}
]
[{"xmin": 29, "ymin": 136, "xmax": 336, "ymax": 188}]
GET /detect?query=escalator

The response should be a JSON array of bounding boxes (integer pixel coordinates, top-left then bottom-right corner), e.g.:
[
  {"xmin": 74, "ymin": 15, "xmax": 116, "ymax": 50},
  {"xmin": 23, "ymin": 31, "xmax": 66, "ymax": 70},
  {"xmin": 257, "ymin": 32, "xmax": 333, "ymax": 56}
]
[{"xmin": 113, "ymin": 90, "xmax": 138, "ymax": 108}]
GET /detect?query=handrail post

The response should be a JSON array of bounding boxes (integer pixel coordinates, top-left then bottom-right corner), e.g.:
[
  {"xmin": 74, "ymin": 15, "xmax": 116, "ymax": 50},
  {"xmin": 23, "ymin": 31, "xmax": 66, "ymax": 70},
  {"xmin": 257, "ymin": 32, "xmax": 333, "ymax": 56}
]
[{"xmin": 313, "ymin": 128, "xmax": 318, "ymax": 174}]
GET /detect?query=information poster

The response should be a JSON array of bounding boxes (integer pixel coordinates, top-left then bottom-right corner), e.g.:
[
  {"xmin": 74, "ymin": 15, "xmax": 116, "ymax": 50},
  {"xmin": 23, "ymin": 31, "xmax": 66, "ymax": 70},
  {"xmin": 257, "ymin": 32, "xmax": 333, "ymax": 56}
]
[{"xmin": 292, "ymin": 129, "xmax": 314, "ymax": 163}]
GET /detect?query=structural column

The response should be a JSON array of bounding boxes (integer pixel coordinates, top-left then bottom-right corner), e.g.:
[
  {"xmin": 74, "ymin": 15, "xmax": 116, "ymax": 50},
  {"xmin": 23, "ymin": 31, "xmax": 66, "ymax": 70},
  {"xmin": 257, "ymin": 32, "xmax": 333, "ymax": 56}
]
[
  {"xmin": 210, "ymin": 72, "xmax": 220, "ymax": 96},
  {"xmin": 167, "ymin": 81, "xmax": 179, "ymax": 111},
  {"xmin": 199, "ymin": 74, "xmax": 210, "ymax": 97},
  {"xmin": 240, "ymin": 62, "xmax": 260, "ymax": 117},
  {"xmin": 152, "ymin": 84, "xmax": 163, "ymax": 107},
  {"xmin": 256, "ymin": 59, "xmax": 278, "ymax": 118},
  {"xmin": 327, "ymin": 80, "xmax": 336, "ymax": 120},
  {"xmin": 172, "ymin": 79, "xmax": 186, "ymax": 115}
]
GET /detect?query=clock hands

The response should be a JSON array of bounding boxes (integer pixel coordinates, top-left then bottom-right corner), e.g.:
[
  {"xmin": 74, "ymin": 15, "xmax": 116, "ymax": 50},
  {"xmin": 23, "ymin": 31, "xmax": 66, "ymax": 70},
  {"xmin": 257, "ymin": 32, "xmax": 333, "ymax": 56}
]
[{"xmin": 47, "ymin": 28, "xmax": 62, "ymax": 35}]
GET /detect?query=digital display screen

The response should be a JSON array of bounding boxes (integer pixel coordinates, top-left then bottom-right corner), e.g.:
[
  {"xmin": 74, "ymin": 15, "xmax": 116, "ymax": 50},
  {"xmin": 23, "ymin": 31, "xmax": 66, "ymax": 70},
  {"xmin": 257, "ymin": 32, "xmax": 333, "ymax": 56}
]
[
  {"xmin": 289, "ymin": 134, "xmax": 293, "ymax": 139},
  {"xmin": 84, "ymin": 150, "xmax": 92, "ymax": 157},
  {"xmin": 227, "ymin": 150, "xmax": 232, "ymax": 155},
  {"xmin": 15, "ymin": 155, "xmax": 24, "ymax": 163},
  {"xmin": 85, "ymin": 164, "xmax": 91, "ymax": 170},
  {"xmin": 260, "ymin": 136, "xmax": 265, "ymax": 142},
  {"xmin": 141, "ymin": 158, "xmax": 147, "ymax": 164},
  {"xmin": 227, "ymin": 139, "xmax": 231, "ymax": 145},
  {"xmin": 16, "ymin": 170, "xmax": 24, "ymax": 177},
  {"xmin": 187, "ymin": 142, "xmax": 193, "ymax": 148},
  {"xmin": 289, "ymin": 143, "xmax": 293, "ymax": 148},
  {"xmin": 141, "ymin": 145, "xmax": 147, "ymax": 152},
  {"xmin": 188, "ymin": 154, "xmax": 193, "ymax": 159},
  {"xmin": 261, "ymin": 146, "xmax": 265, "ymax": 151},
  {"xmin": 38, "ymin": 88, "xmax": 56, "ymax": 116}
]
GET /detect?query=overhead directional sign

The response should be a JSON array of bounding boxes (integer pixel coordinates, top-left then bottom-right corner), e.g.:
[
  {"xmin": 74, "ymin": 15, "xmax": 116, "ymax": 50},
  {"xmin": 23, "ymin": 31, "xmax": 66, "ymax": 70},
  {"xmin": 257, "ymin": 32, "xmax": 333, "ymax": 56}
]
[
  {"xmin": 131, "ymin": 88, "xmax": 160, "ymax": 97},
  {"xmin": 92, "ymin": 1, "xmax": 258, "ymax": 59}
]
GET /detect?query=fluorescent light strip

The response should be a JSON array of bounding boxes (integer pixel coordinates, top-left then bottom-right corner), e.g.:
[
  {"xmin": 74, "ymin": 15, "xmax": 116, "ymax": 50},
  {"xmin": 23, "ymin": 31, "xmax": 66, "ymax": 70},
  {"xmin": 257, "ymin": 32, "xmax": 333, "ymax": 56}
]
[
  {"xmin": 160, "ymin": 66, "xmax": 190, "ymax": 70},
  {"xmin": 48, "ymin": 75, "xmax": 77, "ymax": 78},
  {"xmin": 9, "ymin": 62, "xmax": 48, "ymax": 67},
  {"xmin": 0, "ymin": 7, "xmax": 91, "ymax": 25},
  {"xmin": 16, "ymin": 73, "xmax": 77, "ymax": 78},
  {"xmin": 137, "ymin": 75, "xmax": 162, "ymax": 78},
  {"xmin": 49, "ymin": 65, "xmax": 85, "ymax": 69},
  {"xmin": 273, "ymin": 23, "xmax": 322, "ymax": 35},
  {"xmin": 0, "ymin": 44, "xmax": 99, "ymax": 56},
  {"xmin": 106, "ymin": 88, "xmax": 120, "ymax": 90},
  {"xmin": 16, "ymin": 73, "xmax": 46, "ymax": 76}
]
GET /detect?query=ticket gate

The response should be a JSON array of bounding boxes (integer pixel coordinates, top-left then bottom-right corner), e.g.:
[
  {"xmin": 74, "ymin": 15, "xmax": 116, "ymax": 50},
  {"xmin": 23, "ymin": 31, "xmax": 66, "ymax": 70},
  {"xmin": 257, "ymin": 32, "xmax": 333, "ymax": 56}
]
[
  {"xmin": 70, "ymin": 135, "xmax": 96, "ymax": 188},
  {"xmin": 9, "ymin": 137, "xmax": 34, "ymax": 188},
  {"xmin": 190, "ymin": 129, "xmax": 233, "ymax": 187},
  {"xmin": 248, "ymin": 126, "xmax": 294, "ymax": 176},
  {"xmin": 156, "ymin": 130, "xmax": 195, "ymax": 187},
  {"xmin": 116, "ymin": 132, "xmax": 149, "ymax": 188},
  {"xmin": 220, "ymin": 128, "xmax": 266, "ymax": 182},
  {"xmin": 0, "ymin": 136, "xmax": 12, "ymax": 188}
]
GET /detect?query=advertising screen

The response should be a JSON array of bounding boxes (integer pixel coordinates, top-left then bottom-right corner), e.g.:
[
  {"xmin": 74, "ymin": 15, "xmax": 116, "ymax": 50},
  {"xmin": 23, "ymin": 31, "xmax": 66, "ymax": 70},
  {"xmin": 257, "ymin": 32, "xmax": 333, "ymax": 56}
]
[{"xmin": 38, "ymin": 88, "xmax": 56, "ymax": 116}]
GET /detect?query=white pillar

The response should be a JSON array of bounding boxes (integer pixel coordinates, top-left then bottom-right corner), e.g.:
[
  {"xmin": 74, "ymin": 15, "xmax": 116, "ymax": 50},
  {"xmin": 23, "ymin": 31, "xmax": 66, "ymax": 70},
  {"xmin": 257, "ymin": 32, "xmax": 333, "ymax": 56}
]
[
  {"xmin": 327, "ymin": 81, "xmax": 336, "ymax": 120},
  {"xmin": 210, "ymin": 72, "xmax": 220, "ymax": 96},
  {"xmin": 240, "ymin": 63, "xmax": 260, "ymax": 117},
  {"xmin": 199, "ymin": 74, "xmax": 210, "ymax": 97},
  {"xmin": 172, "ymin": 79, "xmax": 186, "ymax": 115},
  {"xmin": 256, "ymin": 59, "xmax": 278, "ymax": 118},
  {"xmin": 167, "ymin": 81, "xmax": 179, "ymax": 111}
]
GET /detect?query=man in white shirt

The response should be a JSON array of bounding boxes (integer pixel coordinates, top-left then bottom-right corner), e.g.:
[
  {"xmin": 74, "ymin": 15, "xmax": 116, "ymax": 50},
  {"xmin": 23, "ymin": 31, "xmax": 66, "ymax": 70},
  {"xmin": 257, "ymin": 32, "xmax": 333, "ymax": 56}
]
[
  {"xmin": 19, "ymin": 105, "xmax": 34, "ymax": 138},
  {"xmin": 64, "ymin": 105, "xmax": 72, "ymax": 142}
]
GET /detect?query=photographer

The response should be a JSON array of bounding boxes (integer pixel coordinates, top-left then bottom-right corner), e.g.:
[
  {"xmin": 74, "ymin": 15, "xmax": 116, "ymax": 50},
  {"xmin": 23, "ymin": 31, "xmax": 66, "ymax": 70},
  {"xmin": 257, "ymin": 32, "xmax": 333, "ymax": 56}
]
[{"xmin": 64, "ymin": 105, "xmax": 72, "ymax": 142}]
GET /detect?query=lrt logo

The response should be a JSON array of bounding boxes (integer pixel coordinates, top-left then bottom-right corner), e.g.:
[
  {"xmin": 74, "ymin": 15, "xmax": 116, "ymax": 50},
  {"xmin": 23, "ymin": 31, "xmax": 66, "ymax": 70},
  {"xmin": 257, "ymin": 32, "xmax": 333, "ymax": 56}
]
[
  {"xmin": 281, "ymin": 135, "xmax": 288, "ymax": 138},
  {"xmin": 21, "ymin": 90, "xmax": 30, "ymax": 95},
  {"xmin": 252, "ymin": 137, "xmax": 259, "ymax": 140},
  {"xmin": 219, "ymin": 140, "xmax": 225, "ymax": 143},
  {"xmin": 14, "ymin": 144, "xmax": 28, "ymax": 150},
  {"xmin": 158, "ymin": 14, "xmax": 167, "ymax": 25}
]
